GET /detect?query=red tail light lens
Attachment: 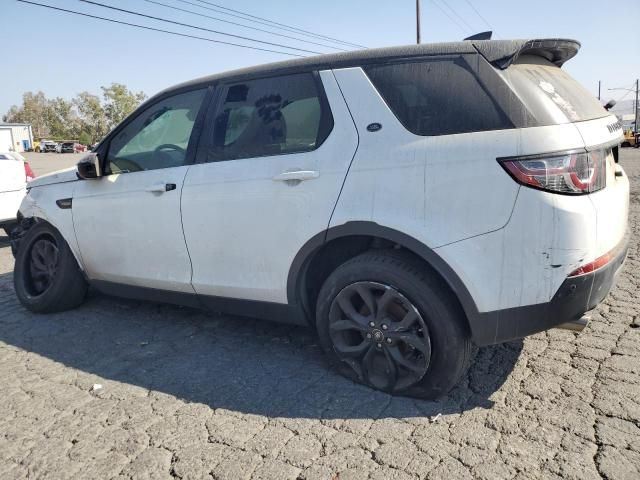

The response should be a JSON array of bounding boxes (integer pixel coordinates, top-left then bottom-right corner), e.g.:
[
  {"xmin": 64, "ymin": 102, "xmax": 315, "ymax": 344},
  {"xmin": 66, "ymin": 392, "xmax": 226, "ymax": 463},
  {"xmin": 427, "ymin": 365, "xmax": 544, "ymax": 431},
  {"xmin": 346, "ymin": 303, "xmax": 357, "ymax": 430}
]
[
  {"xmin": 567, "ymin": 252, "xmax": 612, "ymax": 277},
  {"xmin": 24, "ymin": 162, "xmax": 36, "ymax": 182},
  {"xmin": 567, "ymin": 239, "xmax": 626, "ymax": 277},
  {"xmin": 499, "ymin": 149, "xmax": 607, "ymax": 195}
]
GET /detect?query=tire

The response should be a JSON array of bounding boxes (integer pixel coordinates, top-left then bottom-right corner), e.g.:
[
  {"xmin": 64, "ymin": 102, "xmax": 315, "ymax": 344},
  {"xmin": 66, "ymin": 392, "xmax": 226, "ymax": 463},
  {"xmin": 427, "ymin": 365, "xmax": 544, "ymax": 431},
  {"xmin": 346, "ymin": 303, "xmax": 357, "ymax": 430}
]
[
  {"xmin": 316, "ymin": 249, "xmax": 474, "ymax": 399},
  {"xmin": 14, "ymin": 222, "xmax": 87, "ymax": 313}
]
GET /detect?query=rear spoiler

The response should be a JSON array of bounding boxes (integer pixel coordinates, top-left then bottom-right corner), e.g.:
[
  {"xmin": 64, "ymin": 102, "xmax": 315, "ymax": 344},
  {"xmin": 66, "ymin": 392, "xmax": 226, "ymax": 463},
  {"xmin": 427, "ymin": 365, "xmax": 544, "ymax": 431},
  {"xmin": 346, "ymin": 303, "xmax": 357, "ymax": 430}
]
[{"xmin": 472, "ymin": 38, "xmax": 581, "ymax": 69}]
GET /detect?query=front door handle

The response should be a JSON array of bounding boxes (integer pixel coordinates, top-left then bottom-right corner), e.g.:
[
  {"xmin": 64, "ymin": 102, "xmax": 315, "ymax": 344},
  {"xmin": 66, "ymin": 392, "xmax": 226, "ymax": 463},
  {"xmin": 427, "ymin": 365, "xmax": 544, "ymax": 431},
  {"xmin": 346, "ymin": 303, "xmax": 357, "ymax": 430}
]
[
  {"xmin": 146, "ymin": 183, "xmax": 176, "ymax": 193},
  {"xmin": 273, "ymin": 170, "xmax": 319, "ymax": 183}
]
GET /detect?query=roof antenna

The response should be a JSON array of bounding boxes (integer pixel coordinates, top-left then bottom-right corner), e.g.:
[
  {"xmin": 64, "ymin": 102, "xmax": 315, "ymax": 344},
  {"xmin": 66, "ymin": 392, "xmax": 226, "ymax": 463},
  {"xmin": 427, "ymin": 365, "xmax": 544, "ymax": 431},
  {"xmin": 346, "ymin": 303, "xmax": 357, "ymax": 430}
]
[{"xmin": 464, "ymin": 31, "xmax": 493, "ymax": 41}]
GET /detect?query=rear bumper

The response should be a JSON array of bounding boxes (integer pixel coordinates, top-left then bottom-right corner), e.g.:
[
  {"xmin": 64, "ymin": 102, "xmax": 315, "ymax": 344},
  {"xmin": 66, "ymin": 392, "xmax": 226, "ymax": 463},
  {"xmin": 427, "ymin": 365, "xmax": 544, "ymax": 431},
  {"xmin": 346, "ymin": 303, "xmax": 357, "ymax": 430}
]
[
  {"xmin": 471, "ymin": 236, "xmax": 629, "ymax": 346},
  {"xmin": 0, "ymin": 189, "xmax": 25, "ymax": 224}
]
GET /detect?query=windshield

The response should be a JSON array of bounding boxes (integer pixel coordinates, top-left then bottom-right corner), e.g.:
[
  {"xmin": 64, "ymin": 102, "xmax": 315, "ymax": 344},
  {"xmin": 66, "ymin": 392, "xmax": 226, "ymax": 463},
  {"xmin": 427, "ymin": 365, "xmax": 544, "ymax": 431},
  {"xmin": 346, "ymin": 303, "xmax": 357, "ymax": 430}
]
[{"xmin": 500, "ymin": 55, "xmax": 608, "ymax": 125}]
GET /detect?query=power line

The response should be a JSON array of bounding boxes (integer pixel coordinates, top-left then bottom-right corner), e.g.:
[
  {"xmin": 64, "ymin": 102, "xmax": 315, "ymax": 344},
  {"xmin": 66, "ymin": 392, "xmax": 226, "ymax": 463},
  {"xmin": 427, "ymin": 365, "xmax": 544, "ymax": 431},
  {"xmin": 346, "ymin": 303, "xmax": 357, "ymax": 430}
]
[
  {"xmin": 16, "ymin": 0, "xmax": 304, "ymax": 57},
  {"xmin": 430, "ymin": 0, "xmax": 469, "ymax": 34},
  {"xmin": 439, "ymin": 0, "xmax": 475, "ymax": 33},
  {"xmin": 142, "ymin": 0, "xmax": 347, "ymax": 51},
  {"xmin": 463, "ymin": 0, "xmax": 495, "ymax": 32},
  {"xmin": 187, "ymin": 0, "xmax": 366, "ymax": 49},
  {"xmin": 79, "ymin": 0, "xmax": 322, "ymax": 55}
]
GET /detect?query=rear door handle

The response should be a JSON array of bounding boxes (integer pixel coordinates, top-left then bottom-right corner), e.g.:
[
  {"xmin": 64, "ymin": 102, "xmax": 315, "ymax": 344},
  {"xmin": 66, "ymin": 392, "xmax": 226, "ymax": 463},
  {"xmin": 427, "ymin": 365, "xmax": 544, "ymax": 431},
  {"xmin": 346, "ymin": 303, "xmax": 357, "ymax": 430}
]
[
  {"xmin": 273, "ymin": 170, "xmax": 319, "ymax": 182},
  {"xmin": 146, "ymin": 183, "xmax": 176, "ymax": 193}
]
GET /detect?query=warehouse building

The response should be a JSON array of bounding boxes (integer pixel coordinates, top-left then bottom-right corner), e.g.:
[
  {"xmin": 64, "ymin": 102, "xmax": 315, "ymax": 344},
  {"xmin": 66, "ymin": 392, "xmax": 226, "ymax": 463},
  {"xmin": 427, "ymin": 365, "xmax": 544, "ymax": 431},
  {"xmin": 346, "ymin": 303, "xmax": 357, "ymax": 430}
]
[{"xmin": 0, "ymin": 123, "xmax": 34, "ymax": 152}]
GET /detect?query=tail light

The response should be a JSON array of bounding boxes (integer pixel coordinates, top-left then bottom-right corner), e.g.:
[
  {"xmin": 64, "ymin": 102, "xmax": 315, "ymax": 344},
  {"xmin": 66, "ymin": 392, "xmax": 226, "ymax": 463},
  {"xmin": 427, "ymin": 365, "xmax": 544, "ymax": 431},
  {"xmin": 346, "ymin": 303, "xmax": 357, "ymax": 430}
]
[
  {"xmin": 24, "ymin": 162, "xmax": 36, "ymax": 182},
  {"xmin": 499, "ymin": 148, "xmax": 607, "ymax": 195}
]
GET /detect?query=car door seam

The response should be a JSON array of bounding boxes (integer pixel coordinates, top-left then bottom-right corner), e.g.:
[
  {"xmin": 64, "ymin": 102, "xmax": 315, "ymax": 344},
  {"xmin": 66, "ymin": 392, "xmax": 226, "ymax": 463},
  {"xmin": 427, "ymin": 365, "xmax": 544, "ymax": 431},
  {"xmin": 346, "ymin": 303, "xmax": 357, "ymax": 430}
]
[{"xmin": 325, "ymin": 69, "xmax": 360, "ymax": 242}]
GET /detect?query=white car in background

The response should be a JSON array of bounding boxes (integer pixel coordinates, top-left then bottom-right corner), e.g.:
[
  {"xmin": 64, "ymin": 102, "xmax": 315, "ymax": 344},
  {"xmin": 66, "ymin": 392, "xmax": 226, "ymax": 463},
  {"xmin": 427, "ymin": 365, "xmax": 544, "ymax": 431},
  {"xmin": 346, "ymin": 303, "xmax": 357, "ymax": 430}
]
[{"xmin": 0, "ymin": 152, "xmax": 35, "ymax": 236}]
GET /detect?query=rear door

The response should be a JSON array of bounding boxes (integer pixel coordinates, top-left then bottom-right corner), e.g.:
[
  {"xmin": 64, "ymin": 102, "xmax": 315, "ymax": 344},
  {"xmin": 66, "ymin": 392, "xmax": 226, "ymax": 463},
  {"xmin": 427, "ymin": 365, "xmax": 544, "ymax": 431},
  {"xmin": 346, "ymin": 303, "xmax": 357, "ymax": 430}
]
[{"xmin": 181, "ymin": 70, "xmax": 358, "ymax": 304}]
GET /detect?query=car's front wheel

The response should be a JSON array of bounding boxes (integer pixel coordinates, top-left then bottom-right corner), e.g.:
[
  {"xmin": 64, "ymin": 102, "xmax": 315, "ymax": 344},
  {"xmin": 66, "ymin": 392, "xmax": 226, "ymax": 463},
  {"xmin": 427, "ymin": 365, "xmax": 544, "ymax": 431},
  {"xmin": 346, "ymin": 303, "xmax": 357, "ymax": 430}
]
[
  {"xmin": 13, "ymin": 222, "xmax": 87, "ymax": 313},
  {"xmin": 316, "ymin": 250, "xmax": 474, "ymax": 399}
]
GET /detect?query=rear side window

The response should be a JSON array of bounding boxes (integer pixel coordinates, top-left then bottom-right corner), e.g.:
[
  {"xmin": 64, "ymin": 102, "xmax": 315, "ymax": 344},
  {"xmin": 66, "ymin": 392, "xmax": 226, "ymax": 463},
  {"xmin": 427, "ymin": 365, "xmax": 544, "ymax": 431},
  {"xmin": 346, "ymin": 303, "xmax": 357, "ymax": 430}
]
[
  {"xmin": 364, "ymin": 56, "xmax": 513, "ymax": 136},
  {"xmin": 499, "ymin": 55, "xmax": 607, "ymax": 124},
  {"xmin": 207, "ymin": 72, "xmax": 333, "ymax": 161}
]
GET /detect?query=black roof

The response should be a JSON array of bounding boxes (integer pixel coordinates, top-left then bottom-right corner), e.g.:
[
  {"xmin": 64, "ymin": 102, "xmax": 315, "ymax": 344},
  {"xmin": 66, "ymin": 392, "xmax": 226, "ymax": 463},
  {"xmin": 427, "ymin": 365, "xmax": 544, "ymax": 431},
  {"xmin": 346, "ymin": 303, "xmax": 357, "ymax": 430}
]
[{"xmin": 155, "ymin": 38, "xmax": 580, "ymax": 99}]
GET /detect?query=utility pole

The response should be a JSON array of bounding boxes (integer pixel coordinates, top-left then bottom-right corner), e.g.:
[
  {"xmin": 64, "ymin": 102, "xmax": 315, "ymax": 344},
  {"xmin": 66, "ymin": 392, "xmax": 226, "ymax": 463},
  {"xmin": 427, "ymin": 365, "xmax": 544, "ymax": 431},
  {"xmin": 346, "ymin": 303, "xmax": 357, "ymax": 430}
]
[
  {"xmin": 635, "ymin": 78, "xmax": 639, "ymax": 133},
  {"xmin": 598, "ymin": 81, "xmax": 601, "ymax": 100},
  {"xmin": 416, "ymin": 0, "xmax": 421, "ymax": 44}
]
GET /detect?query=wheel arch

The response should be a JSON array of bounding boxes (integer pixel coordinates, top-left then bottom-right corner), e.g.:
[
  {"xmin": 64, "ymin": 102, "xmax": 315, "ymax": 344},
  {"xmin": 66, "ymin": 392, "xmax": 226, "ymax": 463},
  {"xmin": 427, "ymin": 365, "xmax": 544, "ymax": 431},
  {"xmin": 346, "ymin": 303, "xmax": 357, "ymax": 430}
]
[
  {"xmin": 287, "ymin": 221, "xmax": 480, "ymax": 332},
  {"xmin": 12, "ymin": 214, "xmax": 86, "ymax": 275}
]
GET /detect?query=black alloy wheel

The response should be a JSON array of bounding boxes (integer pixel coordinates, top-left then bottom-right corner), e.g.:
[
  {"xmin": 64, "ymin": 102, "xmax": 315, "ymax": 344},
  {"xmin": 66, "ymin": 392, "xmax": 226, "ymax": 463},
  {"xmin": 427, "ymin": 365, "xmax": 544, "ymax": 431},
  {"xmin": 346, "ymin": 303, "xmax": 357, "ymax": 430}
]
[
  {"xmin": 328, "ymin": 281, "xmax": 431, "ymax": 393},
  {"xmin": 14, "ymin": 221, "xmax": 87, "ymax": 313},
  {"xmin": 27, "ymin": 236, "xmax": 59, "ymax": 296}
]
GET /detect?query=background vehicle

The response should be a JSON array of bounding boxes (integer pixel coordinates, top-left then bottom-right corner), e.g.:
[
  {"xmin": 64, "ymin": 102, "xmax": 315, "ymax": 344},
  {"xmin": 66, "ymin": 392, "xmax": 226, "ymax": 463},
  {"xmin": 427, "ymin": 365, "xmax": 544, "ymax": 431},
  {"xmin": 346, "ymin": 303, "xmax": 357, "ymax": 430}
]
[
  {"xmin": 10, "ymin": 38, "xmax": 629, "ymax": 398},
  {"xmin": 622, "ymin": 129, "xmax": 639, "ymax": 147},
  {"xmin": 59, "ymin": 141, "xmax": 75, "ymax": 153},
  {"xmin": 40, "ymin": 140, "xmax": 57, "ymax": 153},
  {"xmin": 0, "ymin": 151, "xmax": 35, "ymax": 235}
]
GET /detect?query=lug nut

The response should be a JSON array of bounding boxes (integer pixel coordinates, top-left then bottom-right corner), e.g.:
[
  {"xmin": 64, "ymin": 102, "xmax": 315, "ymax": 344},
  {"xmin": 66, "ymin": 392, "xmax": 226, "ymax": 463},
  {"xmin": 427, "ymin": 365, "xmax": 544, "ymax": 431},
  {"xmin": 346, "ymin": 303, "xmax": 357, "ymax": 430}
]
[
  {"xmin": 369, "ymin": 321, "xmax": 375, "ymax": 327},
  {"xmin": 376, "ymin": 343, "xmax": 382, "ymax": 348},
  {"xmin": 381, "ymin": 324, "xmax": 388, "ymax": 330},
  {"xmin": 386, "ymin": 338, "xmax": 392, "ymax": 344},
  {"xmin": 366, "ymin": 333, "xmax": 372, "ymax": 339}
]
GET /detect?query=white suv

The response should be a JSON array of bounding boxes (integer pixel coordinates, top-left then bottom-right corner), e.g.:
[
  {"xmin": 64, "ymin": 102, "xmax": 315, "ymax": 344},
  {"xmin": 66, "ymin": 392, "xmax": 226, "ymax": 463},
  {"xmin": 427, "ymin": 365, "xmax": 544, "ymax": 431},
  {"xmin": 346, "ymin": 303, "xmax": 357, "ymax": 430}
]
[{"xmin": 11, "ymin": 39, "xmax": 629, "ymax": 398}]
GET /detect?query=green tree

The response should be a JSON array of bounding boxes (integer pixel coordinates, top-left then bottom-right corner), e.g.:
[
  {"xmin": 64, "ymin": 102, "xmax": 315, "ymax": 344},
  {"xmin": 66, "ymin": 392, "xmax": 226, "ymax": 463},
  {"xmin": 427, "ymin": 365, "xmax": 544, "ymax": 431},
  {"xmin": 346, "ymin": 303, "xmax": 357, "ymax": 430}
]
[
  {"xmin": 74, "ymin": 91, "xmax": 108, "ymax": 143},
  {"xmin": 101, "ymin": 83, "xmax": 146, "ymax": 130},
  {"xmin": 78, "ymin": 131, "xmax": 92, "ymax": 146},
  {"xmin": 3, "ymin": 91, "xmax": 51, "ymax": 139},
  {"xmin": 48, "ymin": 97, "xmax": 85, "ymax": 140},
  {"xmin": 3, "ymin": 83, "xmax": 146, "ymax": 143}
]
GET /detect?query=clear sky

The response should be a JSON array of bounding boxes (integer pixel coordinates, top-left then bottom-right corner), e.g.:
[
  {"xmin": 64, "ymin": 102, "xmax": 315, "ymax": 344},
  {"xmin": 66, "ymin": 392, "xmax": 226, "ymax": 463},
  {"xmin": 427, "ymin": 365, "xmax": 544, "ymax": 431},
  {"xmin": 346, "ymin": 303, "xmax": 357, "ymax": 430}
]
[{"xmin": 1, "ymin": 0, "xmax": 638, "ymax": 116}]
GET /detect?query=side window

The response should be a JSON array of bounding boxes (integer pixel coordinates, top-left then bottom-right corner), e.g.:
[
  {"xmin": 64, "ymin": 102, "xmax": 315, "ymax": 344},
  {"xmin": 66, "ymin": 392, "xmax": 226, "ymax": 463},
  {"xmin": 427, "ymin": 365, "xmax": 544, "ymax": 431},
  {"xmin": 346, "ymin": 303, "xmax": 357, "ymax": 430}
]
[
  {"xmin": 107, "ymin": 88, "xmax": 206, "ymax": 173},
  {"xmin": 364, "ymin": 57, "xmax": 513, "ymax": 136},
  {"xmin": 208, "ymin": 72, "xmax": 332, "ymax": 162}
]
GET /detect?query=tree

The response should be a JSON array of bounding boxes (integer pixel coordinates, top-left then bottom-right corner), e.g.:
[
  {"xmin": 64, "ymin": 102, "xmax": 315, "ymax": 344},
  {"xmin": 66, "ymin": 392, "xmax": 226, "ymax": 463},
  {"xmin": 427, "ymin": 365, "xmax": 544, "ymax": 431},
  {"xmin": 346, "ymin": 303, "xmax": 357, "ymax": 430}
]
[
  {"xmin": 74, "ymin": 91, "xmax": 108, "ymax": 143},
  {"xmin": 101, "ymin": 83, "xmax": 146, "ymax": 129},
  {"xmin": 4, "ymin": 91, "xmax": 51, "ymax": 139},
  {"xmin": 3, "ymin": 83, "xmax": 146, "ymax": 143},
  {"xmin": 47, "ymin": 97, "xmax": 81, "ymax": 139}
]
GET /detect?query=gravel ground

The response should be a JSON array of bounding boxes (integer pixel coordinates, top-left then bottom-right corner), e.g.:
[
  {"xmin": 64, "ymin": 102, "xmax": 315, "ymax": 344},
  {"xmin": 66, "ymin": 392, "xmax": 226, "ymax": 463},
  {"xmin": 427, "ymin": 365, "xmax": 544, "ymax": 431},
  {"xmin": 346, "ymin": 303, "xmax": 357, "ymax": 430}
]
[{"xmin": 0, "ymin": 150, "xmax": 639, "ymax": 479}]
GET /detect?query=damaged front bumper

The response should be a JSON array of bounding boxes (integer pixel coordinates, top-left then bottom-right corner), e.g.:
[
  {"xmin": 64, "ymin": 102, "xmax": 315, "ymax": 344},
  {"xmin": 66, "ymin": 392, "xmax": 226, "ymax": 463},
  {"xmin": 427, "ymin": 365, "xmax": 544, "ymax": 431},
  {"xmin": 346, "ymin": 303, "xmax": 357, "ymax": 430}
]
[{"xmin": 10, "ymin": 216, "xmax": 36, "ymax": 258}]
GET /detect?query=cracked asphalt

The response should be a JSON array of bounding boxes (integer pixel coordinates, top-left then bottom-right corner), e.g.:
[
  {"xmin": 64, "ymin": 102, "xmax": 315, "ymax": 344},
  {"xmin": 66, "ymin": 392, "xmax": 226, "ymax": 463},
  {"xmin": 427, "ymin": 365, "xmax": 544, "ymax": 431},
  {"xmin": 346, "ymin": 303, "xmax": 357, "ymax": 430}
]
[{"xmin": 1, "ymin": 150, "xmax": 639, "ymax": 479}]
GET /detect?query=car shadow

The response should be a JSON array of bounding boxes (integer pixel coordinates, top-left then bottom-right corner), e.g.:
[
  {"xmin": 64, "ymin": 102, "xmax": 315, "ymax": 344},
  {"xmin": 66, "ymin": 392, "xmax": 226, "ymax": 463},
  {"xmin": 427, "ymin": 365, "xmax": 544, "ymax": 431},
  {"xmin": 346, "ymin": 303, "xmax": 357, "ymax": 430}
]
[{"xmin": 0, "ymin": 270, "xmax": 523, "ymax": 419}]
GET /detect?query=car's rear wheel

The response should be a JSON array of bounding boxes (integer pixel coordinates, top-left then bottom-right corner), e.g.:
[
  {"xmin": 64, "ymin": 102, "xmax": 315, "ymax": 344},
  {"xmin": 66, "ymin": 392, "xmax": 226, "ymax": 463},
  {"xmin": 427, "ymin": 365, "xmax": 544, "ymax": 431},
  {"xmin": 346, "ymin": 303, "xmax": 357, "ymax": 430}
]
[
  {"xmin": 14, "ymin": 222, "xmax": 87, "ymax": 313},
  {"xmin": 316, "ymin": 250, "xmax": 474, "ymax": 399}
]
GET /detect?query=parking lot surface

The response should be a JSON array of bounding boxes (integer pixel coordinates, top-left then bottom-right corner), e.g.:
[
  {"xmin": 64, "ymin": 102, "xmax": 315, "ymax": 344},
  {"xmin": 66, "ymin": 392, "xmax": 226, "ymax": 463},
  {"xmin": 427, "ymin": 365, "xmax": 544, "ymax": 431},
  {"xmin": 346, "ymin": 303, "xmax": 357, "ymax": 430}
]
[{"xmin": 1, "ymin": 150, "xmax": 639, "ymax": 479}]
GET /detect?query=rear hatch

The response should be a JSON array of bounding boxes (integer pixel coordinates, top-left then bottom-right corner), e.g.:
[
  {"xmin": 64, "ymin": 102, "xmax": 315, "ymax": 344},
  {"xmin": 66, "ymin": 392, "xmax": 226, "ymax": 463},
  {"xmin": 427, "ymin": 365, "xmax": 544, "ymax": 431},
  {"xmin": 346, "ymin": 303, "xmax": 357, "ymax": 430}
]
[
  {"xmin": 499, "ymin": 54, "xmax": 628, "ymax": 257},
  {"xmin": 0, "ymin": 153, "xmax": 25, "ymax": 192}
]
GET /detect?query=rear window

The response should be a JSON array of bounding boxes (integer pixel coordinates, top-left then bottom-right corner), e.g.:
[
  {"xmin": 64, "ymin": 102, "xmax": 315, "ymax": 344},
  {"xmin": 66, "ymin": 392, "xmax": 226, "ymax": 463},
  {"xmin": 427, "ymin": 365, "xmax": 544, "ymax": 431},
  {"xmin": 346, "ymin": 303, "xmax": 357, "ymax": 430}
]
[
  {"xmin": 499, "ymin": 55, "xmax": 607, "ymax": 124},
  {"xmin": 364, "ymin": 56, "xmax": 514, "ymax": 136}
]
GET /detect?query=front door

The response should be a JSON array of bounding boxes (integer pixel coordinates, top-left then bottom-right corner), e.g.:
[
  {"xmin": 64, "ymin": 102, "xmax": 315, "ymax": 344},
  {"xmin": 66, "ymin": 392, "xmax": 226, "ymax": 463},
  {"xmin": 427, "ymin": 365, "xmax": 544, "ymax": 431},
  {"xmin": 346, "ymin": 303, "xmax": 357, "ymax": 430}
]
[
  {"xmin": 72, "ymin": 88, "xmax": 208, "ymax": 293},
  {"xmin": 181, "ymin": 71, "xmax": 358, "ymax": 304}
]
